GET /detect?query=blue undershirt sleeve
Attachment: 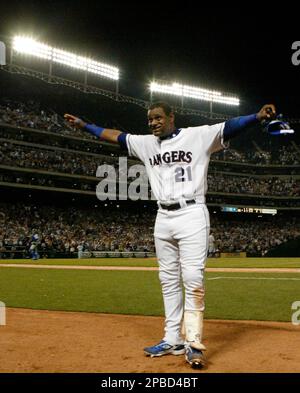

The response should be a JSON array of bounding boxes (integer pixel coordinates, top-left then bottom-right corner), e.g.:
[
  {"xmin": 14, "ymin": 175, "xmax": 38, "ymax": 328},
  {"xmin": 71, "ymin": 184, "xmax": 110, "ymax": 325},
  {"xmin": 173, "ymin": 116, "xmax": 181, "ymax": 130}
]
[
  {"xmin": 223, "ymin": 114, "xmax": 259, "ymax": 141},
  {"xmin": 84, "ymin": 124, "xmax": 105, "ymax": 138}
]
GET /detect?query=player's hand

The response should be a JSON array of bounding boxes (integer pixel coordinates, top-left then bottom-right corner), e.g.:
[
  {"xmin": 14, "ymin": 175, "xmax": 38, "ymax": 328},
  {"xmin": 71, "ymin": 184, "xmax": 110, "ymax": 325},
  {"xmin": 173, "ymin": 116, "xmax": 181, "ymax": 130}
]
[
  {"xmin": 64, "ymin": 114, "xmax": 86, "ymax": 129},
  {"xmin": 256, "ymin": 104, "xmax": 276, "ymax": 122}
]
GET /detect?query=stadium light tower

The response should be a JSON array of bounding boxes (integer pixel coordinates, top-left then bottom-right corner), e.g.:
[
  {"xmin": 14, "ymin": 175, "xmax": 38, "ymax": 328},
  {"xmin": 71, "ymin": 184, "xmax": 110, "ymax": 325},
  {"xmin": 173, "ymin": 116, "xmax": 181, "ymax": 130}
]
[
  {"xmin": 150, "ymin": 80, "xmax": 240, "ymax": 116},
  {"xmin": 12, "ymin": 36, "xmax": 120, "ymax": 94}
]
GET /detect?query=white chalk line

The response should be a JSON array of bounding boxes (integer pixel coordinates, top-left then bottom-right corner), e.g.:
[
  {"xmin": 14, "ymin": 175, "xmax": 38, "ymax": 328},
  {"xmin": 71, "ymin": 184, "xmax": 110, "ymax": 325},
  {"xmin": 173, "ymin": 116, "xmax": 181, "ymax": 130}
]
[{"xmin": 207, "ymin": 276, "xmax": 300, "ymax": 281}]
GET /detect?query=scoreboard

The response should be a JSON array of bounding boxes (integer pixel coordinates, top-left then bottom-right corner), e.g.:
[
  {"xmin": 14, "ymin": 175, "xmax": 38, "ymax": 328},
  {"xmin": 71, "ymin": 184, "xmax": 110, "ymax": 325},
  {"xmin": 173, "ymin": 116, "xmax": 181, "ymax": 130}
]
[{"xmin": 221, "ymin": 206, "xmax": 277, "ymax": 215}]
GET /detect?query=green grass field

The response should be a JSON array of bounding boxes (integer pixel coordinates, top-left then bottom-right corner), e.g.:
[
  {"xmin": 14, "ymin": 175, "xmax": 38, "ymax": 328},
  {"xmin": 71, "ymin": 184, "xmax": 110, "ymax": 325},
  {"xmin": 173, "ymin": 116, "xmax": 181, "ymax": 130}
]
[
  {"xmin": 0, "ymin": 259, "xmax": 299, "ymax": 322},
  {"xmin": 0, "ymin": 257, "xmax": 300, "ymax": 268}
]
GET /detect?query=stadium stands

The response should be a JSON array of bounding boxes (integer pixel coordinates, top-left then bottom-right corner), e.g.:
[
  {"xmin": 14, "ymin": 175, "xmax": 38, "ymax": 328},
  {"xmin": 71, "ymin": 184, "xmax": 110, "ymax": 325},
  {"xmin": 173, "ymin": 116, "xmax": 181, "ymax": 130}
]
[
  {"xmin": 0, "ymin": 78, "xmax": 299, "ymax": 258},
  {"xmin": 0, "ymin": 202, "xmax": 299, "ymax": 258}
]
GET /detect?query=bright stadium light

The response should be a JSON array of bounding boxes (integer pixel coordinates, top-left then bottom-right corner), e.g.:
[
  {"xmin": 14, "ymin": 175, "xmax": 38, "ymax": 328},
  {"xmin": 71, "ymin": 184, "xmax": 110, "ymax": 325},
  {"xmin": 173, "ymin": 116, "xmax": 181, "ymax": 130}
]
[
  {"xmin": 13, "ymin": 36, "xmax": 52, "ymax": 60},
  {"xmin": 13, "ymin": 36, "xmax": 119, "ymax": 80},
  {"xmin": 150, "ymin": 81, "xmax": 240, "ymax": 106}
]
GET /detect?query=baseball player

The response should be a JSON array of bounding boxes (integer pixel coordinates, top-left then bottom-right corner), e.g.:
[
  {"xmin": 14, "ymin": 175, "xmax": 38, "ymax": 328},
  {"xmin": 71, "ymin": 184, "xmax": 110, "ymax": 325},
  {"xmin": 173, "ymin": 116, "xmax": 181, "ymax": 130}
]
[
  {"xmin": 208, "ymin": 232, "xmax": 216, "ymax": 257},
  {"xmin": 77, "ymin": 243, "xmax": 84, "ymax": 259},
  {"xmin": 64, "ymin": 102, "xmax": 276, "ymax": 368},
  {"xmin": 29, "ymin": 233, "xmax": 40, "ymax": 260}
]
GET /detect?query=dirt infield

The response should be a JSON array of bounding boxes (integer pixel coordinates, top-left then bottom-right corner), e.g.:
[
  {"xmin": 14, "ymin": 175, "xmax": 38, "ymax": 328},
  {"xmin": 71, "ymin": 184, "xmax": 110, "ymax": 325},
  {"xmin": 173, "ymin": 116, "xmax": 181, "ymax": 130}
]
[{"xmin": 0, "ymin": 308, "xmax": 300, "ymax": 373}]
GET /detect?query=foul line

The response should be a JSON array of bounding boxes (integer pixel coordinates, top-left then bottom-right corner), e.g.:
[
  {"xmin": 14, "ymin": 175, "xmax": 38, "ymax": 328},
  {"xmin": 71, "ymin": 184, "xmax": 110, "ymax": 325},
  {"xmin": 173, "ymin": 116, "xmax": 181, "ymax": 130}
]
[
  {"xmin": 0, "ymin": 264, "xmax": 299, "ymax": 274},
  {"xmin": 207, "ymin": 276, "xmax": 300, "ymax": 281}
]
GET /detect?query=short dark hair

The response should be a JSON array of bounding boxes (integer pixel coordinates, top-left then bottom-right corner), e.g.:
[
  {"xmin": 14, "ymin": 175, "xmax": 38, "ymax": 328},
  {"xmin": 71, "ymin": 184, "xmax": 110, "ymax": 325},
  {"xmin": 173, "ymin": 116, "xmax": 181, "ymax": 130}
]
[{"xmin": 148, "ymin": 101, "xmax": 173, "ymax": 116}]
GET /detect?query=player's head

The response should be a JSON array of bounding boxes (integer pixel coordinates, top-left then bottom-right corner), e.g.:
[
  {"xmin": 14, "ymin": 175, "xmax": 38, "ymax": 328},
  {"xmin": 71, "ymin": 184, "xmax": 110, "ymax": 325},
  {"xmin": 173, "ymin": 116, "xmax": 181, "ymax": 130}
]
[{"xmin": 147, "ymin": 101, "xmax": 175, "ymax": 138}]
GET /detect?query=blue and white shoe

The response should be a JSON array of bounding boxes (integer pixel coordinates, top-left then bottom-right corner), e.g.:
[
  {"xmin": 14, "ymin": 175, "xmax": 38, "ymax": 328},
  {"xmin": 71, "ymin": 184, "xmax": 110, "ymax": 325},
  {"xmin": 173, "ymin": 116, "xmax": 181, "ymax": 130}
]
[
  {"xmin": 185, "ymin": 345, "xmax": 206, "ymax": 368},
  {"xmin": 144, "ymin": 340, "xmax": 185, "ymax": 357}
]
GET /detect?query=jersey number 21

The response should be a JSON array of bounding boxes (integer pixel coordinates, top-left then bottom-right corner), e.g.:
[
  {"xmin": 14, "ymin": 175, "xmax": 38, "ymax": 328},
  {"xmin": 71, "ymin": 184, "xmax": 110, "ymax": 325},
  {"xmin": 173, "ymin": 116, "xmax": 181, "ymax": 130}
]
[{"xmin": 175, "ymin": 166, "xmax": 192, "ymax": 182}]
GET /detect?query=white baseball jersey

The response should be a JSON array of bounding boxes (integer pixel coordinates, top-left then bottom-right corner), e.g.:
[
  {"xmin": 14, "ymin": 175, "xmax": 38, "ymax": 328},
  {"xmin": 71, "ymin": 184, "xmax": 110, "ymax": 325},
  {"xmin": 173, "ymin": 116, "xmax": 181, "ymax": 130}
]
[{"xmin": 126, "ymin": 123, "xmax": 227, "ymax": 204}]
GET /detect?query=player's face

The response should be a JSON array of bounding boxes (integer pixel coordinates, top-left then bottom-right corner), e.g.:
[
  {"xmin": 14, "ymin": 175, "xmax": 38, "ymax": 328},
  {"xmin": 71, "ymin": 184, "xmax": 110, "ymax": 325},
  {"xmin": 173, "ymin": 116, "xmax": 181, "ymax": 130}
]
[{"xmin": 147, "ymin": 107, "xmax": 175, "ymax": 138}]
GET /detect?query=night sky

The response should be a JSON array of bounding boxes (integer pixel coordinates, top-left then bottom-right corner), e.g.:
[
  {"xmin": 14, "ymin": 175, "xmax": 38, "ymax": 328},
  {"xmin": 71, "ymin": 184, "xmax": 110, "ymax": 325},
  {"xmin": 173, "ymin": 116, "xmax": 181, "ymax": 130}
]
[{"xmin": 0, "ymin": 1, "xmax": 299, "ymax": 116}]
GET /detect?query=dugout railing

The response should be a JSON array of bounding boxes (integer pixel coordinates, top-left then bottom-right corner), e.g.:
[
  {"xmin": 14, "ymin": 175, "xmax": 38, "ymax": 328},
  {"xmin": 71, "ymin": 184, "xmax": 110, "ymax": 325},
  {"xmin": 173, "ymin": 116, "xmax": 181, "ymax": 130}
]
[{"xmin": 0, "ymin": 250, "xmax": 156, "ymax": 259}]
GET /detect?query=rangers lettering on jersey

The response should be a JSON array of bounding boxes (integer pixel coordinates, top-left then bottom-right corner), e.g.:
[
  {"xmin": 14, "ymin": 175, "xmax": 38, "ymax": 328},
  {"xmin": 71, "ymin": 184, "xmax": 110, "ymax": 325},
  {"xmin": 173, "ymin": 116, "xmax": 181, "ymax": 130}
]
[{"xmin": 149, "ymin": 150, "xmax": 193, "ymax": 166}]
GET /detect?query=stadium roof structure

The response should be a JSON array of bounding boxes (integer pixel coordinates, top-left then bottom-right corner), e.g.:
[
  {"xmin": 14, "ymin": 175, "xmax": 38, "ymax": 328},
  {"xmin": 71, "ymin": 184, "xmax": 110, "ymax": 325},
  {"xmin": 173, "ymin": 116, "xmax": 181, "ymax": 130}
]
[
  {"xmin": 0, "ymin": 35, "xmax": 299, "ymax": 123},
  {"xmin": 0, "ymin": 35, "xmax": 236, "ymax": 120},
  {"xmin": 0, "ymin": 63, "xmax": 233, "ymax": 121}
]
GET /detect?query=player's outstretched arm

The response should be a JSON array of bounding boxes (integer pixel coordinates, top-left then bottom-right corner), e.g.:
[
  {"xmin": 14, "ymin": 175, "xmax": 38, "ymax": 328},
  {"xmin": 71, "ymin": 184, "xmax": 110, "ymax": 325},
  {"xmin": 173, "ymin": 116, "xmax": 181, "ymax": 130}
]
[
  {"xmin": 223, "ymin": 104, "xmax": 276, "ymax": 141},
  {"xmin": 64, "ymin": 114, "xmax": 123, "ymax": 144}
]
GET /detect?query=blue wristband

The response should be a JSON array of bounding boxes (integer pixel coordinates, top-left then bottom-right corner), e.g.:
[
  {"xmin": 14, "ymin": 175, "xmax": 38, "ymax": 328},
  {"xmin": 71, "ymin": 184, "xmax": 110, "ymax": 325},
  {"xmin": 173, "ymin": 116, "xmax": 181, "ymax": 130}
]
[
  {"xmin": 223, "ymin": 114, "xmax": 258, "ymax": 141},
  {"xmin": 84, "ymin": 124, "xmax": 105, "ymax": 138},
  {"xmin": 117, "ymin": 132, "xmax": 128, "ymax": 150}
]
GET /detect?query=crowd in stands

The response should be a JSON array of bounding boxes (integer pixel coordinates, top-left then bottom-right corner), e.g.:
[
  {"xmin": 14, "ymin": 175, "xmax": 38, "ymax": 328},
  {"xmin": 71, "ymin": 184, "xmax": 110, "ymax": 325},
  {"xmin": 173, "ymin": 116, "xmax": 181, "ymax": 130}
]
[
  {"xmin": 0, "ymin": 141, "xmax": 101, "ymax": 176},
  {"xmin": 0, "ymin": 141, "xmax": 298, "ymax": 197},
  {"xmin": 0, "ymin": 98, "xmax": 91, "ymax": 139},
  {"xmin": 0, "ymin": 203, "xmax": 299, "ymax": 258},
  {"xmin": 210, "ymin": 215, "xmax": 300, "ymax": 256},
  {"xmin": 0, "ymin": 173, "xmax": 94, "ymax": 191},
  {"xmin": 213, "ymin": 144, "xmax": 299, "ymax": 165},
  {"xmin": 0, "ymin": 128, "xmax": 106, "ymax": 155},
  {"xmin": 0, "ymin": 203, "xmax": 155, "ymax": 258},
  {"xmin": 1, "ymin": 98, "xmax": 299, "ymax": 165},
  {"xmin": 207, "ymin": 174, "xmax": 299, "ymax": 197}
]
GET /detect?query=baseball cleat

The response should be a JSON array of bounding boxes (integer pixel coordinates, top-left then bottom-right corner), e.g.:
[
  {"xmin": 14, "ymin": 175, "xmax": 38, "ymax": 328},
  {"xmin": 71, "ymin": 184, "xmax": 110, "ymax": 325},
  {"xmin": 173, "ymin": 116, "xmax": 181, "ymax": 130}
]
[
  {"xmin": 144, "ymin": 340, "xmax": 185, "ymax": 357},
  {"xmin": 185, "ymin": 346, "xmax": 206, "ymax": 368}
]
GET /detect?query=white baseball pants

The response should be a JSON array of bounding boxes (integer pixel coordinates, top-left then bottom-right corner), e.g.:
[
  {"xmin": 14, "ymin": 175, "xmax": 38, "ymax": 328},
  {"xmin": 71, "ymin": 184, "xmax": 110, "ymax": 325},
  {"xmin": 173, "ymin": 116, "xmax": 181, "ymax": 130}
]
[{"xmin": 154, "ymin": 203, "xmax": 210, "ymax": 345}]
